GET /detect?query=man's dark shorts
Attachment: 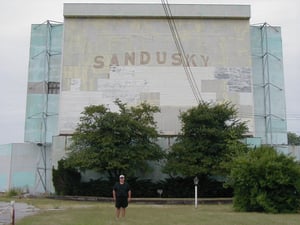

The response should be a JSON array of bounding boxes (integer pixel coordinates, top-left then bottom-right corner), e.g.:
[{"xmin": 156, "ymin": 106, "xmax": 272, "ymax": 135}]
[{"xmin": 115, "ymin": 197, "xmax": 128, "ymax": 208}]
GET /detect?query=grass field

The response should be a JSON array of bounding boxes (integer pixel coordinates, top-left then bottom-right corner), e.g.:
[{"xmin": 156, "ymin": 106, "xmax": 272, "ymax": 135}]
[{"xmin": 2, "ymin": 198, "xmax": 300, "ymax": 225}]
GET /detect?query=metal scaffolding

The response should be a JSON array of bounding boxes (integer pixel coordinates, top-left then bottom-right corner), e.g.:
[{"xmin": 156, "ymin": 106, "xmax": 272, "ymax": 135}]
[
  {"xmin": 26, "ymin": 20, "xmax": 62, "ymax": 193},
  {"xmin": 258, "ymin": 22, "xmax": 286, "ymax": 146}
]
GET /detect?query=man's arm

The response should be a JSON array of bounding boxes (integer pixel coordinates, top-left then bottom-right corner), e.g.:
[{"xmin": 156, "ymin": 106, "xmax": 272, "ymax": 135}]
[
  {"xmin": 128, "ymin": 190, "xmax": 132, "ymax": 202},
  {"xmin": 113, "ymin": 190, "xmax": 116, "ymax": 201}
]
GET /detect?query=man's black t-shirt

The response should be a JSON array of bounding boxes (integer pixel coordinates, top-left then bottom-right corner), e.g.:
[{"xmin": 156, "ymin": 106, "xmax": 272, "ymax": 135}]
[{"xmin": 113, "ymin": 182, "xmax": 131, "ymax": 197}]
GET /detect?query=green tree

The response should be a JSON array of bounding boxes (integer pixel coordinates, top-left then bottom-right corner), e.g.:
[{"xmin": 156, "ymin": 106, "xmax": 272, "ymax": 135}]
[
  {"xmin": 163, "ymin": 101, "xmax": 248, "ymax": 177},
  {"xmin": 288, "ymin": 132, "xmax": 300, "ymax": 145},
  {"xmin": 226, "ymin": 145, "xmax": 300, "ymax": 213},
  {"xmin": 65, "ymin": 99, "xmax": 164, "ymax": 179}
]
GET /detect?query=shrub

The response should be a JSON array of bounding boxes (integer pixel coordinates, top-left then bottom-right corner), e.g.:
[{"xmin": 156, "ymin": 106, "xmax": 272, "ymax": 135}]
[
  {"xmin": 227, "ymin": 146, "xmax": 300, "ymax": 213},
  {"xmin": 159, "ymin": 176, "xmax": 232, "ymax": 198},
  {"xmin": 52, "ymin": 160, "xmax": 232, "ymax": 197},
  {"xmin": 5, "ymin": 187, "xmax": 23, "ymax": 197},
  {"xmin": 52, "ymin": 159, "xmax": 81, "ymax": 195}
]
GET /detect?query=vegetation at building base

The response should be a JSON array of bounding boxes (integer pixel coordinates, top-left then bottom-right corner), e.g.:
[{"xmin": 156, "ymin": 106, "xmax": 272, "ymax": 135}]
[
  {"xmin": 52, "ymin": 100, "xmax": 300, "ymax": 213},
  {"xmin": 226, "ymin": 145, "xmax": 300, "ymax": 213},
  {"xmin": 52, "ymin": 162, "xmax": 233, "ymax": 198},
  {"xmin": 52, "ymin": 159, "xmax": 81, "ymax": 196},
  {"xmin": 3, "ymin": 187, "xmax": 24, "ymax": 197}
]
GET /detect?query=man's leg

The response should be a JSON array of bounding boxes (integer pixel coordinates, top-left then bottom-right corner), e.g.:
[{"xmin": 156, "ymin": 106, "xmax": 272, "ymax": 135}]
[
  {"xmin": 121, "ymin": 207, "xmax": 126, "ymax": 217},
  {"xmin": 115, "ymin": 208, "xmax": 121, "ymax": 218}
]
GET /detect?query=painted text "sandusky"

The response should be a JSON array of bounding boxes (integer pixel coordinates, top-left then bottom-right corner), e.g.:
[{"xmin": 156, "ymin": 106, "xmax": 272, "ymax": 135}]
[{"xmin": 93, "ymin": 51, "xmax": 209, "ymax": 68}]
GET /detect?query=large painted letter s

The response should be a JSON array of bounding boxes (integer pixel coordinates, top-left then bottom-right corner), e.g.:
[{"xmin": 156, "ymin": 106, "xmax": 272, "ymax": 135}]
[{"xmin": 93, "ymin": 56, "xmax": 104, "ymax": 68}]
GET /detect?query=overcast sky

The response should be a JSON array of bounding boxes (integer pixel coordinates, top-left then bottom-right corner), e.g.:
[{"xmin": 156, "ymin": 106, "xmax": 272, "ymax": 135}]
[{"xmin": 0, "ymin": 0, "xmax": 299, "ymax": 145}]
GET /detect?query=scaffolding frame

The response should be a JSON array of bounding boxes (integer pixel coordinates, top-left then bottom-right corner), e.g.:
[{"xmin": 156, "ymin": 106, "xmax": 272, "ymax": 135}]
[
  {"xmin": 259, "ymin": 22, "xmax": 286, "ymax": 146},
  {"xmin": 27, "ymin": 20, "xmax": 62, "ymax": 193},
  {"xmin": 39, "ymin": 20, "xmax": 61, "ymax": 193}
]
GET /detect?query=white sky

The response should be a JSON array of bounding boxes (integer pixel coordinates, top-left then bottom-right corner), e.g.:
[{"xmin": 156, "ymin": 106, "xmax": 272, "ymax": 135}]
[{"xmin": 0, "ymin": 0, "xmax": 299, "ymax": 144}]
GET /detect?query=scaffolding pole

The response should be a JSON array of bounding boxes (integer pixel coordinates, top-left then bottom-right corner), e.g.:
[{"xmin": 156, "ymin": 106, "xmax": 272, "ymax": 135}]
[
  {"xmin": 33, "ymin": 20, "xmax": 62, "ymax": 193},
  {"xmin": 259, "ymin": 23, "xmax": 285, "ymax": 146}
]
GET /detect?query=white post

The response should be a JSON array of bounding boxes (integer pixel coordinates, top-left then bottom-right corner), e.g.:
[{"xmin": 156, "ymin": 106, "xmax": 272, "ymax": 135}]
[
  {"xmin": 10, "ymin": 201, "xmax": 15, "ymax": 225},
  {"xmin": 195, "ymin": 185, "xmax": 198, "ymax": 208},
  {"xmin": 193, "ymin": 176, "xmax": 199, "ymax": 209}
]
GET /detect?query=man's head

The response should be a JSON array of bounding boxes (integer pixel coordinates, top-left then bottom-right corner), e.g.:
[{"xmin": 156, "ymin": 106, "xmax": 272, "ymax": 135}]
[{"xmin": 119, "ymin": 174, "xmax": 125, "ymax": 182}]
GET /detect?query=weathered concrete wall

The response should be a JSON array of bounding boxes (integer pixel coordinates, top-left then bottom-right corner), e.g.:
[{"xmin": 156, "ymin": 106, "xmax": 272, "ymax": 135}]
[
  {"xmin": 59, "ymin": 4, "xmax": 254, "ymax": 136},
  {"xmin": 0, "ymin": 143, "xmax": 52, "ymax": 193},
  {"xmin": 288, "ymin": 145, "xmax": 300, "ymax": 161},
  {"xmin": 0, "ymin": 144, "xmax": 12, "ymax": 192}
]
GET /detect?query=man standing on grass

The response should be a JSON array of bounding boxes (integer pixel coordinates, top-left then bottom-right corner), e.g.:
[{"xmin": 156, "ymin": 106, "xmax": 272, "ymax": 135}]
[{"xmin": 113, "ymin": 174, "xmax": 131, "ymax": 219}]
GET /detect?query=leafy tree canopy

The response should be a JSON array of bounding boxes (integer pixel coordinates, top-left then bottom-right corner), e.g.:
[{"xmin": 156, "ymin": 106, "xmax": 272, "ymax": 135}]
[
  {"xmin": 65, "ymin": 99, "xmax": 164, "ymax": 179},
  {"xmin": 163, "ymin": 101, "xmax": 248, "ymax": 177},
  {"xmin": 288, "ymin": 132, "xmax": 300, "ymax": 145},
  {"xmin": 226, "ymin": 145, "xmax": 300, "ymax": 213}
]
